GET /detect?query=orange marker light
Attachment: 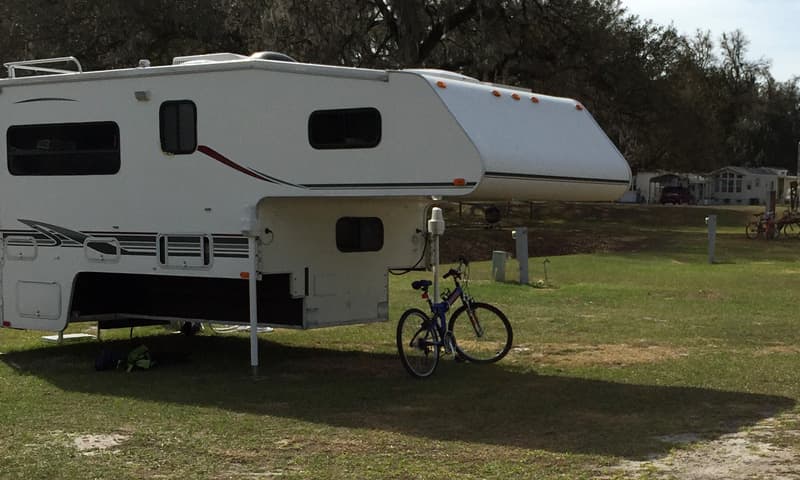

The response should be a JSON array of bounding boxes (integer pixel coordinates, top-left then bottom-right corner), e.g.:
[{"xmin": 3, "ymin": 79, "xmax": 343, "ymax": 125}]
[
  {"xmin": 492, "ymin": 90, "xmax": 501, "ymax": 97},
  {"xmin": 530, "ymin": 96, "xmax": 540, "ymax": 103},
  {"xmin": 511, "ymin": 93, "xmax": 521, "ymax": 101},
  {"xmin": 240, "ymin": 272, "xmax": 250, "ymax": 279},
  {"xmin": 436, "ymin": 80, "xmax": 447, "ymax": 89},
  {"xmin": 453, "ymin": 178, "xmax": 466, "ymax": 186},
  {"xmin": 576, "ymin": 104, "xmax": 584, "ymax": 111}
]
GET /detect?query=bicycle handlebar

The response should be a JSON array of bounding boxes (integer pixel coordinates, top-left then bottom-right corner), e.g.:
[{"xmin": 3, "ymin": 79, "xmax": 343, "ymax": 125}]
[{"xmin": 443, "ymin": 268, "xmax": 460, "ymax": 279}]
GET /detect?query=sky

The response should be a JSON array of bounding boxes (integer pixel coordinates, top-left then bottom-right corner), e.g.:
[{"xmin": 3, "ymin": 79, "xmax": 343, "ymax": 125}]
[{"xmin": 621, "ymin": 0, "xmax": 799, "ymax": 81}]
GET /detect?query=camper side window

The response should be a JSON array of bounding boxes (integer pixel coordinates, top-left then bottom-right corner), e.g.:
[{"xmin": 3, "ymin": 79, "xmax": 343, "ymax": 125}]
[
  {"xmin": 308, "ymin": 108, "xmax": 381, "ymax": 149},
  {"xmin": 7, "ymin": 122, "xmax": 120, "ymax": 176},
  {"xmin": 160, "ymin": 101, "xmax": 197, "ymax": 154},
  {"xmin": 336, "ymin": 217, "xmax": 383, "ymax": 252}
]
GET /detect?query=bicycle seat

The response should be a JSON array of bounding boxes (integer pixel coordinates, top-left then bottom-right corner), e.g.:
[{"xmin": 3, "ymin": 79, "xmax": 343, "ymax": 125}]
[{"xmin": 411, "ymin": 280, "xmax": 432, "ymax": 290}]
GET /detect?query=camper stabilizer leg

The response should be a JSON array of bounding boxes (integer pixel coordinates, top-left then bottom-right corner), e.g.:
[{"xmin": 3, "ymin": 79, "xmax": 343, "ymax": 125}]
[{"xmin": 249, "ymin": 235, "xmax": 259, "ymax": 375}]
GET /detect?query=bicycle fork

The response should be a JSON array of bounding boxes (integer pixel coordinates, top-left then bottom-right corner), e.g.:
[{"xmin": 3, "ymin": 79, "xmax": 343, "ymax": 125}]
[
  {"xmin": 465, "ymin": 304, "xmax": 485, "ymax": 338},
  {"xmin": 432, "ymin": 302, "xmax": 455, "ymax": 354}
]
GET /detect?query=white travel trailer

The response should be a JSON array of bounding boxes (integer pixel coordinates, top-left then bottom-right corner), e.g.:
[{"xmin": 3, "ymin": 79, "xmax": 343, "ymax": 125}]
[{"xmin": 0, "ymin": 53, "xmax": 631, "ymax": 339}]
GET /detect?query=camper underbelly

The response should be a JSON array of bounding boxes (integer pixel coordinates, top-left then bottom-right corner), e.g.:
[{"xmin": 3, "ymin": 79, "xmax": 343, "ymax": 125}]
[{"xmin": 0, "ymin": 198, "xmax": 425, "ymax": 331}]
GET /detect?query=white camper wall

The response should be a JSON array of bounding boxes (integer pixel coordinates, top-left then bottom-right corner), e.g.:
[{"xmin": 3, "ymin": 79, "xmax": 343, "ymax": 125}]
[
  {"xmin": 0, "ymin": 62, "xmax": 470, "ymax": 331},
  {"xmin": 257, "ymin": 198, "xmax": 427, "ymax": 327}
]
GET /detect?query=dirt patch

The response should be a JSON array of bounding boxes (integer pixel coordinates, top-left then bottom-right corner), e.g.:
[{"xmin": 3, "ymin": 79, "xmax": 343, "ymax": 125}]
[
  {"xmin": 607, "ymin": 413, "xmax": 800, "ymax": 479},
  {"xmin": 72, "ymin": 433, "xmax": 129, "ymax": 455},
  {"xmin": 756, "ymin": 345, "xmax": 800, "ymax": 356},
  {"xmin": 688, "ymin": 289, "xmax": 724, "ymax": 301},
  {"xmin": 510, "ymin": 343, "xmax": 687, "ymax": 367}
]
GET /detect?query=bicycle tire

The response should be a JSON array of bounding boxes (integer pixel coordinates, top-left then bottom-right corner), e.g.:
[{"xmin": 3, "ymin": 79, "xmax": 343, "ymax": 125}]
[
  {"xmin": 448, "ymin": 302, "xmax": 513, "ymax": 364},
  {"xmin": 397, "ymin": 308, "xmax": 440, "ymax": 378},
  {"xmin": 745, "ymin": 222, "xmax": 760, "ymax": 239},
  {"xmin": 784, "ymin": 222, "xmax": 800, "ymax": 238}
]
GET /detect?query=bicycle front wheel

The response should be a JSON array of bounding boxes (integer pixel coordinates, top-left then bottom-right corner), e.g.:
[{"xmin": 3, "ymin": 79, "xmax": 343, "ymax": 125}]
[
  {"xmin": 449, "ymin": 302, "xmax": 513, "ymax": 364},
  {"xmin": 397, "ymin": 308, "xmax": 440, "ymax": 378}
]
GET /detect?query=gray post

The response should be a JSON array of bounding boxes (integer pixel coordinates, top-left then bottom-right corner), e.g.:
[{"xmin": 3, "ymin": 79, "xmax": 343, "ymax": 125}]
[
  {"xmin": 491, "ymin": 251, "xmax": 507, "ymax": 282},
  {"xmin": 706, "ymin": 215, "xmax": 716, "ymax": 264},
  {"xmin": 513, "ymin": 227, "xmax": 529, "ymax": 284}
]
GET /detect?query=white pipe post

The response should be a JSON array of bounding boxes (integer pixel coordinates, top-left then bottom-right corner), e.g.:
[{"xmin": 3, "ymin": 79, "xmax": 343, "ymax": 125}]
[
  {"xmin": 241, "ymin": 204, "xmax": 259, "ymax": 375},
  {"xmin": 248, "ymin": 235, "xmax": 258, "ymax": 375},
  {"xmin": 428, "ymin": 207, "xmax": 446, "ymax": 302}
]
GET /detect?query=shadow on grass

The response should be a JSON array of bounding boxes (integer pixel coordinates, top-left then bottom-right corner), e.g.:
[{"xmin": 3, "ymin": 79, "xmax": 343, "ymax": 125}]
[{"xmin": 2, "ymin": 334, "xmax": 794, "ymax": 459}]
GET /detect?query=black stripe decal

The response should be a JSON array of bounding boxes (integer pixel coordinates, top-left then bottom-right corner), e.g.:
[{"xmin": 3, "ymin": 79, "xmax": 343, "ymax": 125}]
[
  {"xmin": 15, "ymin": 97, "xmax": 78, "ymax": 104},
  {"xmin": 485, "ymin": 171, "xmax": 629, "ymax": 185},
  {"xmin": 302, "ymin": 182, "xmax": 477, "ymax": 189},
  {"xmin": 1, "ymin": 223, "xmax": 249, "ymax": 260}
]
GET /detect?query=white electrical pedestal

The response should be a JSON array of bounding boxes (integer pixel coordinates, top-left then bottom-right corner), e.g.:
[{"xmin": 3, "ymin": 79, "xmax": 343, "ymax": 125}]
[{"xmin": 428, "ymin": 207, "xmax": 446, "ymax": 301}]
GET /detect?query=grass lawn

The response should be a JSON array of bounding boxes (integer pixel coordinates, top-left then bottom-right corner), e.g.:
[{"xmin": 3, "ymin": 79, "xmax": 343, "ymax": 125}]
[{"xmin": 1, "ymin": 203, "xmax": 800, "ymax": 479}]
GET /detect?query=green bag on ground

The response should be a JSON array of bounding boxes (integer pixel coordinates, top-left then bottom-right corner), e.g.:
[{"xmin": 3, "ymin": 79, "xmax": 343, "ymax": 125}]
[{"xmin": 126, "ymin": 345, "xmax": 155, "ymax": 372}]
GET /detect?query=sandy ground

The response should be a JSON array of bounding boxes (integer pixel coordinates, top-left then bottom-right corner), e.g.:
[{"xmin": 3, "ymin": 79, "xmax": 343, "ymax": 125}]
[
  {"xmin": 607, "ymin": 413, "xmax": 800, "ymax": 479},
  {"xmin": 71, "ymin": 433, "xmax": 130, "ymax": 456}
]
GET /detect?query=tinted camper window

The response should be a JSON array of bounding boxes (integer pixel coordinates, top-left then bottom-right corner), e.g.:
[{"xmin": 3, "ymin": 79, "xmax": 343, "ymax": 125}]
[
  {"xmin": 336, "ymin": 217, "xmax": 384, "ymax": 252},
  {"xmin": 160, "ymin": 100, "xmax": 197, "ymax": 154},
  {"xmin": 7, "ymin": 122, "xmax": 120, "ymax": 176},
  {"xmin": 309, "ymin": 108, "xmax": 381, "ymax": 149}
]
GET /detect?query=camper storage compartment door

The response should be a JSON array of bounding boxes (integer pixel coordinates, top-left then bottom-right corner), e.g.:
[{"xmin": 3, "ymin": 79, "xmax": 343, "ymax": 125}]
[{"xmin": 16, "ymin": 281, "xmax": 61, "ymax": 320}]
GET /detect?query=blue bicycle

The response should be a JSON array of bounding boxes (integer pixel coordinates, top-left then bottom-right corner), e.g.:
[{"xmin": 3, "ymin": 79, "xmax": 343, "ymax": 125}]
[{"xmin": 396, "ymin": 259, "xmax": 513, "ymax": 378}]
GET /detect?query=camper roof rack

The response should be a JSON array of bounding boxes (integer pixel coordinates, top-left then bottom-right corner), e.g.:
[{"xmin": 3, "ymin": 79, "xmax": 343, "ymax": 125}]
[{"xmin": 3, "ymin": 56, "xmax": 83, "ymax": 79}]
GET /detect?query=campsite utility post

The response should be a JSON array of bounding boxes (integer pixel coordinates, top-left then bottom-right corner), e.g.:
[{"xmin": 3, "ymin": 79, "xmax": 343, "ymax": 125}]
[
  {"xmin": 512, "ymin": 227, "xmax": 529, "ymax": 284},
  {"xmin": 428, "ymin": 207, "xmax": 445, "ymax": 301},
  {"xmin": 705, "ymin": 215, "xmax": 716, "ymax": 264},
  {"xmin": 242, "ymin": 204, "xmax": 259, "ymax": 375}
]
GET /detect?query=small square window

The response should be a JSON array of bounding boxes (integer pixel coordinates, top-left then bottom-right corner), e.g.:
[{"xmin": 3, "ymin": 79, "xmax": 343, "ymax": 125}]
[
  {"xmin": 336, "ymin": 217, "xmax": 383, "ymax": 252},
  {"xmin": 160, "ymin": 100, "xmax": 197, "ymax": 154}
]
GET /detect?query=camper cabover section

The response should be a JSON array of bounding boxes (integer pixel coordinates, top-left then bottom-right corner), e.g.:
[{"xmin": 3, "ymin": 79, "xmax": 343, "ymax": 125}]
[{"xmin": 0, "ymin": 53, "xmax": 631, "ymax": 334}]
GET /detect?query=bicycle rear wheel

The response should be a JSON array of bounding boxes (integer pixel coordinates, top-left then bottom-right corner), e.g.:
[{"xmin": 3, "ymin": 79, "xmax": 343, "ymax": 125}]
[
  {"xmin": 449, "ymin": 302, "xmax": 513, "ymax": 364},
  {"xmin": 397, "ymin": 308, "xmax": 440, "ymax": 378},
  {"xmin": 745, "ymin": 222, "xmax": 760, "ymax": 239}
]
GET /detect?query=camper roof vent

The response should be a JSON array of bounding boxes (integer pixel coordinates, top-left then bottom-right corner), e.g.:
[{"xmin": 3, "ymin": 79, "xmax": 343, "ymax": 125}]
[
  {"xmin": 250, "ymin": 51, "xmax": 298, "ymax": 62},
  {"xmin": 3, "ymin": 56, "xmax": 83, "ymax": 79},
  {"xmin": 172, "ymin": 53, "xmax": 249, "ymax": 65}
]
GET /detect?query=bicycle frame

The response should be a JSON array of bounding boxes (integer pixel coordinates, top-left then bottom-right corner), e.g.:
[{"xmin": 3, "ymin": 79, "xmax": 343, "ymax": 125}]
[{"xmin": 418, "ymin": 275, "xmax": 474, "ymax": 351}]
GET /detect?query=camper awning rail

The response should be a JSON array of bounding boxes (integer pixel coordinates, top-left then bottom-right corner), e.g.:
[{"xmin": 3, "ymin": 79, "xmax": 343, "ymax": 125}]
[
  {"xmin": 4, "ymin": 56, "xmax": 83, "ymax": 78},
  {"xmin": 0, "ymin": 57, "xmax": 387, "ymax": 87}
]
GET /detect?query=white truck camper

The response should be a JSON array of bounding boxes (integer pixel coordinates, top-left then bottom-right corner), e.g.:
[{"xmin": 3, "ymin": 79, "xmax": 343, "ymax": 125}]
[{"xmin": 0, "ymin": 53, "xmax": 631, "ymax": 346}]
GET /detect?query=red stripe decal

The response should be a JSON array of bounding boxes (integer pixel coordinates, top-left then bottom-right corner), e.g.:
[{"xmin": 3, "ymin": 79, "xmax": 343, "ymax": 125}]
[{"xmin": 197, "ymin": 145, "xmax": 271, "ymax": 182}]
